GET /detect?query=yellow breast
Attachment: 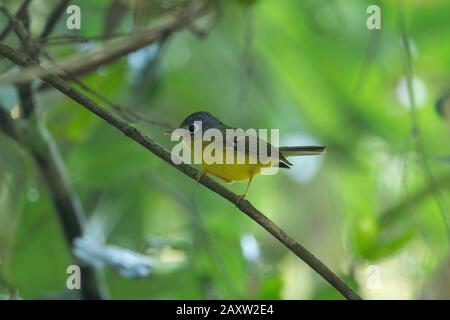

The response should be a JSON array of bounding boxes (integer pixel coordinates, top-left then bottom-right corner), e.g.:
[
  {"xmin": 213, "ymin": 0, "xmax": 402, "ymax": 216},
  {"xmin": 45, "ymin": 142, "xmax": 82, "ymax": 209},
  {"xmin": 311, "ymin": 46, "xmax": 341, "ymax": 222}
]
[
  {"xmin": 189, "ymin": 140, "xmax": 268, "ymax": 183},
  {"xmin": 202, "ymin": 161, "xmax": 262, "ymax": 183}
]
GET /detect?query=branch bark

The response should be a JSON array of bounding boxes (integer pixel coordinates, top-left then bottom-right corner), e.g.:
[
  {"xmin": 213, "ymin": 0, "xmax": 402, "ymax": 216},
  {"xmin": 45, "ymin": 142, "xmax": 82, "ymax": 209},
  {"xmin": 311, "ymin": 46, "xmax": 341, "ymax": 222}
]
[
  {"xmin": 0, "ymin": 43, "xmax": 362, "ymax": 300},
  {"xmin": 0, "ymin": 0, "xmax": 32, "ymax": 41},
  {"xmin": 0, "ymin": 3, "xmax": 107, "ymax": 299},
  {"xmin": 24, "ymin": 116, "xmax": 108, "ymax": 300},
  {"xmin": 38, "ymin": 0, "xmax": 70, "ymax": 40},
  {"xmin": 0, "ymin": 2, "xmax": 211, "ymax": 86},
  {"xmin": 0, "ymin": 103, "xmax": 108, "ymax": 300}
]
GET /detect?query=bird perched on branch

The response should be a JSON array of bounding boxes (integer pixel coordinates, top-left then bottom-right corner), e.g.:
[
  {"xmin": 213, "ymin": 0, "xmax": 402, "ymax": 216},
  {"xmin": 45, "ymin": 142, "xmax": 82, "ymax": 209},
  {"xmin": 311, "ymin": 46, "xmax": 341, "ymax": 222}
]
[{"xmin": 168, "ymin": 111, "xmax": 325, "ymax": 204}]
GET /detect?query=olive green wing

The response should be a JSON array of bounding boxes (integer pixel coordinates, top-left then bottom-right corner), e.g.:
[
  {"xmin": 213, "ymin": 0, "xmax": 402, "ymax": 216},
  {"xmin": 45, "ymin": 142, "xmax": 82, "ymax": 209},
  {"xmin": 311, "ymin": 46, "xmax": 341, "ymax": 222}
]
[{"xmin": 216, "ymin": 125, "xmax": 291, "ymax": 167}]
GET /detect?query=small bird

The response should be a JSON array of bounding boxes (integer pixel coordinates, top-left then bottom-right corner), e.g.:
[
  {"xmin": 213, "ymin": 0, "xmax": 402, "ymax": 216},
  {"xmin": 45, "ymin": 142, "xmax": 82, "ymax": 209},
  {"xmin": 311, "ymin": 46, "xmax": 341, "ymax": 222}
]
[{"xmin": 170, "ymin": 111, "xmax": 325, "ymax": 203}]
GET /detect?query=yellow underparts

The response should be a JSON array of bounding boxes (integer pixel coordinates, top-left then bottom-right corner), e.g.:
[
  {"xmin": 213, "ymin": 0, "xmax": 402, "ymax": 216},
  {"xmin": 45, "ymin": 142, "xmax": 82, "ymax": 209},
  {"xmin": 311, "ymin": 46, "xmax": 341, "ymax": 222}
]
[{"xmin": 189, "ymin": 140, "xmax": 272, "ymax": 183}]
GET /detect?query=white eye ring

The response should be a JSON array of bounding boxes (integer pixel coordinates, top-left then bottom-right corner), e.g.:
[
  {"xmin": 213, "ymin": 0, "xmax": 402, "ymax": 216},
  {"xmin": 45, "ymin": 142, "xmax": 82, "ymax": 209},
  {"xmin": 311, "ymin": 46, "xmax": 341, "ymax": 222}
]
[{"xmin": 188, "ymin": 123, "xmax": 200, "ymax": 134}]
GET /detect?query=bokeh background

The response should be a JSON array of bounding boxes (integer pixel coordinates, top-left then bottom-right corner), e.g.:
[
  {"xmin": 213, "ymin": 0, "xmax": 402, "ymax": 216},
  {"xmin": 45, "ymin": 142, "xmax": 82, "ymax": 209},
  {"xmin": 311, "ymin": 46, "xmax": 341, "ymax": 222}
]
[{"xmin": 1, "ymin": 0, "xmax": 450, "ymax": 299}]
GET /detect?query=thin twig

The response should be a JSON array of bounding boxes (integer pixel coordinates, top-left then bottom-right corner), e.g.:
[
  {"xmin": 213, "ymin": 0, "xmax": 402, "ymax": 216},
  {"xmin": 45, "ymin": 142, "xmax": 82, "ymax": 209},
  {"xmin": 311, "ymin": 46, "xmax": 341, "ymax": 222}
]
[
  {"xmin": 39, "ymin": 32, "xmax": 129, "ymax": 45},
  {"xmin": 1, "ymin": 1, "xmax": 174, "ymax": 129},
  {"xmin": 0, "ymin": 2, "xmax": 211, "ymax": 85},
  {"xmin": 0, "ymin": 43, "xmax": 362, "ymax": 300},
  {"xmin": 0, "ymin": 101, "xmax": 108, "ymax": 300},
  {"xmin": 143, "ymin": 173, "xmax": 239, "ymax": 298},
  {"xmin": 399, "ymin": 11, "xmax": 450, "ymax": 243},
  {"xmin": 381, "ymin": 172, "xmax": 450, "ymax": 225},
  {"xmin": 0, "ymin": 0, "xmax": 32, "ymax": 41},
  {"xmin": 0, "ymin": 2, "xmax": 38, "ymax": 119},
  {"xmin": 0, "ymin": 3, "xmax": 38, "ymax": 58},
  {"xmin": 0, "ymin": 3, "xmax": 107, "ymax": 299},
  {"xmin": 38, "ymin": 0, "xmax": 70, "ymax": 40},
  {"xmin": 40, "ymin": 42, "xmax": 174, "ymax": 129}
]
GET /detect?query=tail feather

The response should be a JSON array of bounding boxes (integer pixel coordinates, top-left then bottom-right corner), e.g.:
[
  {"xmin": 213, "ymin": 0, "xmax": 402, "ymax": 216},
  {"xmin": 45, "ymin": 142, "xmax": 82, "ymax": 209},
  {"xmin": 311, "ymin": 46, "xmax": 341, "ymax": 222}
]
[{"xmin": 279, "ymin": 146, "xmax": 326, "ymax": 157}]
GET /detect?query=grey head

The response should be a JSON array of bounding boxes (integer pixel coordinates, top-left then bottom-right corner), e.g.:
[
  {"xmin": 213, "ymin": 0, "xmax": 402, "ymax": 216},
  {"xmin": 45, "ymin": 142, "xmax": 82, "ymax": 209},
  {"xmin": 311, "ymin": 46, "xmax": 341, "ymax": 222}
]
[{"xmin": 179, "ymin": 111, "xmax": 224, "ymax": 135}]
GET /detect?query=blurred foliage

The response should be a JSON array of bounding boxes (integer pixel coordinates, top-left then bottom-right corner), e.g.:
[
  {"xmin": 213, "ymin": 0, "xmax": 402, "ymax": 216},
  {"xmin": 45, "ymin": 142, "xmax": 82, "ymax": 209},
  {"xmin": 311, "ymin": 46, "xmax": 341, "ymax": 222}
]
[{"xmin": 1, "ymin": 0, "xmax": 450, "ymax": 300}]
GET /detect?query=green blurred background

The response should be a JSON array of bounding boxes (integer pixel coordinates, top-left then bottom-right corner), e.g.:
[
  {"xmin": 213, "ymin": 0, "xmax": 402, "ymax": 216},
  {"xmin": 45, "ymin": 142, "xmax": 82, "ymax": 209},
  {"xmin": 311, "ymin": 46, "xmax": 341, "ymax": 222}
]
[{"xmin": 1, "ymin": 0, "xmax": 450, "ymax": 299}]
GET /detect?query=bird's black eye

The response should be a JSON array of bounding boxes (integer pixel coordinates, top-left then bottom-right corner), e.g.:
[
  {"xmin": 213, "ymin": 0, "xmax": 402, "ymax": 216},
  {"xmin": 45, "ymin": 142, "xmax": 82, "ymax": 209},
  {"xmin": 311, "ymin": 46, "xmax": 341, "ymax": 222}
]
[{"xmin": 188, "ymin": 123, "xmax": 199, "ymax": 134}]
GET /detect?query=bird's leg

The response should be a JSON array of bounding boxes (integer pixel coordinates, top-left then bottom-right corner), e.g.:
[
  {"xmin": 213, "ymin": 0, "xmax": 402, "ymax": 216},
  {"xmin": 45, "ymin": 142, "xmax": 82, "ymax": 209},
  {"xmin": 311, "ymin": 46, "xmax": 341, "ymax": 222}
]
[
  {"xmin": 195, "ymin": 170, "xmax": 207, "ymax": 184},
  {"xmin": 236, "ymin": 176, "xmax": 253, "ymax": 205}
]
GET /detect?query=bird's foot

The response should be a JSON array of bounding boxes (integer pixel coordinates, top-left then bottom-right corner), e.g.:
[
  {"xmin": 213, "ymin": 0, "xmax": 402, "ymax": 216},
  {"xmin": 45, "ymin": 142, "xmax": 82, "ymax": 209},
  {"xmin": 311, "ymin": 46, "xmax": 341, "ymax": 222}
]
[
  {"xmin": 236, "ymin": 194, "xmax": 246, "ymax": 206},
  {"xmin": 195, "ymin": 170, "xmax": 207, "ymax": 185}
]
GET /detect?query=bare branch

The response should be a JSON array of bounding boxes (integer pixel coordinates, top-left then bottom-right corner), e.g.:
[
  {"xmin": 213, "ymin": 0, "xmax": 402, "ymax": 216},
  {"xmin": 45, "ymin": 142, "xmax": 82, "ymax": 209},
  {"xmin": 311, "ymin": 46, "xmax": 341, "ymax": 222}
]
[
  {"xmin": 0, "ymin": 103, "xmax": 108, "ymax": 300},
  {"xmin": 0, "ymin": 2, "xmax": 211, "ymax": 85},
  {"xmin": 0, "ymin": 3, "xmax": 38, "ymax": 58},
  {"xmin": 398, "ymin": 10, "xmax": 450, "ymax": 241},
  {"xmin": 40, "ymin": 45, "xmax": 174, "ymax": 129},
  {"xmin": 0, "ymin": 0, "xmax": 32, "ymax": 41},
  {"xmin": 38, "ymin": 0, "xmax": 70, "ymax": 40},
  {"xmin": 0, "ymin": 2, "xmax": 38, "ymax": 119},
  {"xmin": 0, "ymin": 43, "xmax": 362, "ymax": 300},
  {"xmin": 0, "ymin": 6, "xmax": 108, "ymax": 296}
]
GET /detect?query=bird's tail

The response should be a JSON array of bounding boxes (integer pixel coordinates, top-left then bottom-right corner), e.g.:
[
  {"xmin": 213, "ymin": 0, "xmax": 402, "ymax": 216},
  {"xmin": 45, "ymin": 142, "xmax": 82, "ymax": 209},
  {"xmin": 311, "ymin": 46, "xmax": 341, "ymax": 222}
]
[{"xmin": 279, "ymin": 146, "xmax": 326, "ymax": 157}]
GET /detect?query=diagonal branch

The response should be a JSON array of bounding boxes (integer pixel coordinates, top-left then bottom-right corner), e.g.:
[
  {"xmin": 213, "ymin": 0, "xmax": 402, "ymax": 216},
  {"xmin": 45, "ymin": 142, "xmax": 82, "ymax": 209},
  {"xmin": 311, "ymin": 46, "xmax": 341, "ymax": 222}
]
[
  {"xmin": 398, "ymin": 11, "xmax": 450, "ymax": 242},
  {"xmin": 0, "ymin": 2, "xmax": 211, "ymax": 86},
  {"xmin": 0, "ymin": 3, "xmax": 107, "ymax": 299},
  {"xmin": 24, "ymin": 116, "xmax": 108, "ymax": 300},
  {"xmin": 0, "ymin": 101, "xmax": 108, "ymax": 300},
  {"xmin": 39, "ymin": 45, "xmax": 173, "ymax": 129},
  {"xmin": 38, "ymin": 0, "xmax": 70, "ymax": 40},
  {"xmin": 0, "ymin": 43, "xmax": 362, "ymax": 300},
  {"xmin": 143, "ymin": 173, "xmax": 239, "ymax": 298},
  {"xmin": 0, "ymin": 0, "xmax": 32, "ymax": 41}
]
